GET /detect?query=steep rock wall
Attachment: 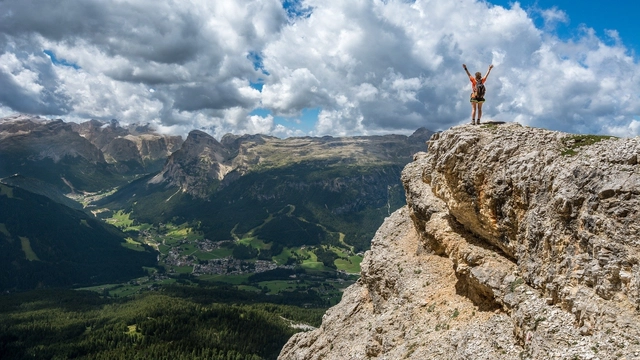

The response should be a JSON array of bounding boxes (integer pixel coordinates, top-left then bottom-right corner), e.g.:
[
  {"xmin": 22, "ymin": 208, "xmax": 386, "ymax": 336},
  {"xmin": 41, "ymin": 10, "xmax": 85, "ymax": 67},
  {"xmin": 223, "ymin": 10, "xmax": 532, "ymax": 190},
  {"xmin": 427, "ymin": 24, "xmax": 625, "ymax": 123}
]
[{"xmin": 280, "ymin": 123, "xmax": 640, "ymax": 359}]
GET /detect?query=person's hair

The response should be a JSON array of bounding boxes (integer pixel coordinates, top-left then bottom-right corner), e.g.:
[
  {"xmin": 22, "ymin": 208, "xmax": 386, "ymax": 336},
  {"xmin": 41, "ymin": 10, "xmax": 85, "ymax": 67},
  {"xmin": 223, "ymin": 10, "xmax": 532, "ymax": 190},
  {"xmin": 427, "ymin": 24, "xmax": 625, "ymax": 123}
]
[{"xmin": 475, "ymin": 72, "xmax": 482, "ymax": 80}]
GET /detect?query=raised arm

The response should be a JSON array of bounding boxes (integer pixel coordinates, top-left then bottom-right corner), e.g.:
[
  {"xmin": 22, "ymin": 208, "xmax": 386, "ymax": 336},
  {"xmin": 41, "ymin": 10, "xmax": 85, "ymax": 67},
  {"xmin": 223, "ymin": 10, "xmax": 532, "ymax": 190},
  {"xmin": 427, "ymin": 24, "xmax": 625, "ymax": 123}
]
[
  {"xmin": 483, "ymin": 64, "xmax": 494, "ymax": 81},
  {"xmin": 463, "ymin": 64, "xmax": 472, "ymax": 78}
]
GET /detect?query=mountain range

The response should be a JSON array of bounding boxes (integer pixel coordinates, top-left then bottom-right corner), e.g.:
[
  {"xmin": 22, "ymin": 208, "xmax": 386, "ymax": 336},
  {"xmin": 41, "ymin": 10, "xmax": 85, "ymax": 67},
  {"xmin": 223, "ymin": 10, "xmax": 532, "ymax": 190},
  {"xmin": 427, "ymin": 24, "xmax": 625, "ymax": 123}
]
[
  {"xmin": 95, "ymin": 126, "xmax": 432, "ymax": 252},
  {"xmin": 0, "ymin": 114, "xmax": 432, "ymax": 293},
  {"xmin": 0, "ymin": 114, "xmax": 182, "ymax": 193},
  {"xmin": 7, "ymin": 115, "xmax": 637, "ymax": 358}
]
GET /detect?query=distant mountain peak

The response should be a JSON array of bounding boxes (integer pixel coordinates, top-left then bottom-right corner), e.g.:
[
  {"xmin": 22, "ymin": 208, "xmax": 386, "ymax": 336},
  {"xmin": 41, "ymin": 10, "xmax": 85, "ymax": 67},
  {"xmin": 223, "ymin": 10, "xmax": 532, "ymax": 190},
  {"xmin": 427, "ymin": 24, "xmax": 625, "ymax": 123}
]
[
  {"xmin": 0, "ymin": 115, "xmax": 105, "ymax": 164},
  {"xmin": 70, "ymin": 118, "xmax": 183, "ymax": 174},
  {"xmin": 151, "ymin": 129, "xmax": 233, "ymax": 197},
  {"xmin": 408, "ymin": 127, "xmax": 434, "ymax": 143},
  {"xmin": 185, "ymin": 129, "xmax": 221, "ymax": 145},
  {"xmin": 181, "ymin": 130, "xmax": 228, "ymax": 159}
]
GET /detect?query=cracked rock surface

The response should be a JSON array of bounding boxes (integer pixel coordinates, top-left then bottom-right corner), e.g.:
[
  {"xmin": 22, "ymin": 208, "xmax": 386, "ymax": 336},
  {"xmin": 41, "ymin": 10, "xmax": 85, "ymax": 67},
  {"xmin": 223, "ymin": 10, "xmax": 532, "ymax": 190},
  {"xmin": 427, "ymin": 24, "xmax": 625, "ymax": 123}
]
[{"xmin": 280, "ymin": 123, "xmax": 640, "ymax": 360}]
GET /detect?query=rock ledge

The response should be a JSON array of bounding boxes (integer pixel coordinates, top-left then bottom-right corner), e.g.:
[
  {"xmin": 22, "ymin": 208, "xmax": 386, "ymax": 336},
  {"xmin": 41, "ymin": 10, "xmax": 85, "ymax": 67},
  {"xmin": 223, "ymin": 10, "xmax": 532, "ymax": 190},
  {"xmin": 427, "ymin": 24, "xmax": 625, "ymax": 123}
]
[{"xmin": 280, "ymin": 123, "xmax": 640, "ymax": 360}]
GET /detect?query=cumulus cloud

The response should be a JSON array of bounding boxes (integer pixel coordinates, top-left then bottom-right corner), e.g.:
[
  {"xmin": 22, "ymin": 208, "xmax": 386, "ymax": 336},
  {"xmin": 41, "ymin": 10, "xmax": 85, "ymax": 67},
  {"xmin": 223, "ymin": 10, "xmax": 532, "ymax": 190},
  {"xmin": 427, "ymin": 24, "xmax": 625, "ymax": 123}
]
[
  {"xmin": 0, "ymin": 49, "xmax": 72, "ymax": 114},
  {"xmin": 539, "ymin": 7, "xmax": 569, "ymax": 31},
  {"xmin": 0, "ymin": 0, "xmax": 638, "ymax": 138}
]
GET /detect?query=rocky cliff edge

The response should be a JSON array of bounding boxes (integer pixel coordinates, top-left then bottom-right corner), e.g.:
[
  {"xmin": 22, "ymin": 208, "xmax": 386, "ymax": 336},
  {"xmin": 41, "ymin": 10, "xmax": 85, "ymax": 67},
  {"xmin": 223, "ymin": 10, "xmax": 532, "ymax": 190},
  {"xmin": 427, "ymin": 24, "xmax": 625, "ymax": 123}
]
[{"xmin": 279, "ymin": 122, "xmax": 640, "ymax": 360}]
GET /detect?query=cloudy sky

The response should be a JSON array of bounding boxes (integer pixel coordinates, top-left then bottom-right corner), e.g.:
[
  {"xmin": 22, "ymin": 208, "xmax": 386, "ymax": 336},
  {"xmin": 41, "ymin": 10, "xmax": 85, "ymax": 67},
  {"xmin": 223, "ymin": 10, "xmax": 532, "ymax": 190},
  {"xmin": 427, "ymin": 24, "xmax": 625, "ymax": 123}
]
[{"xmin": 1, "ymin": 0, "xmax": 639, "ymax": 139}]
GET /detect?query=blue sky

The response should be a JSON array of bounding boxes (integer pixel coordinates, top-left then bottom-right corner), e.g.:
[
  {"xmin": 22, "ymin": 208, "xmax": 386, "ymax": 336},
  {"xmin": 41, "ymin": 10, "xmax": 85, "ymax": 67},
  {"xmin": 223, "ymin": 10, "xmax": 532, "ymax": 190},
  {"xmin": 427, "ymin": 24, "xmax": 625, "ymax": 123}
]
[
  {"xmin": 43, "ymin": 50, "xmax": 80, "ymax": 70},
  {"xmin": 490, "ymin": 0, "xmax": 640, "ymax": 54},
  {"xmin": 0, "ymin": 0, "xmax": 639, "ymax": 138},
  {"xmin": 250, "ymin": 107, "xmax": 319, "ymax": 133}
]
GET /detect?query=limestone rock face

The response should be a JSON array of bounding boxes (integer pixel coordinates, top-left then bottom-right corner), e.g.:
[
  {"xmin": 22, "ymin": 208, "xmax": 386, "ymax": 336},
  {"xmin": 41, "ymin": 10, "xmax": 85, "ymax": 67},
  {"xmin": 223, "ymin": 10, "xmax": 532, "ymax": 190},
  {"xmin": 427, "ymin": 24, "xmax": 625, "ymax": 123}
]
[
  {"xmin": 133, "ymin": 134, "xmax": 182, "ymax": 162},
  {"xmin": 103, "ymin": 137, "xmax": 143, "ymax": 164},
  {"xmin": 72, "ymin": 119, "xmax": 129, "ymax": 150},
  {"xmin": 0, "ymin": 115, "xmax": 105, "ymax": 163},
  {"xmin": 280, "ymin": 123, "xmax": 640, "ymax": 359},
  {"xmin": 72, "ymin": 119, "xmax": 182, "ymax": 172},
  {"xmin": 150, "ymin": 130, "xmax": 233, "ymax": 198}
]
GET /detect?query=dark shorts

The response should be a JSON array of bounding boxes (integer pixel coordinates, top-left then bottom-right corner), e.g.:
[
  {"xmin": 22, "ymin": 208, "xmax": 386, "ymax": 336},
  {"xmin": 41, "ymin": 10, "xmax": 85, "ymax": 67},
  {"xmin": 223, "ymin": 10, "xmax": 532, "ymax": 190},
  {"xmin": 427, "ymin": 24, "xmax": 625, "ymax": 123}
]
[{"xmin": 470, "ymin": 97, "xmax": 485, "ymax": 103}]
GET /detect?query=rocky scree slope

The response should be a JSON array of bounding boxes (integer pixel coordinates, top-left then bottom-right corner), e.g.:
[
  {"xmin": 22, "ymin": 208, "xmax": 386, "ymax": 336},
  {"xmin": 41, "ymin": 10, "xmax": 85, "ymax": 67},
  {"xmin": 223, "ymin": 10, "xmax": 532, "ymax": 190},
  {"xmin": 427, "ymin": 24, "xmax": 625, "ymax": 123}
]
[{"xmin": 280, "ymin": 123, "xmax": 640, "ymax": 359}]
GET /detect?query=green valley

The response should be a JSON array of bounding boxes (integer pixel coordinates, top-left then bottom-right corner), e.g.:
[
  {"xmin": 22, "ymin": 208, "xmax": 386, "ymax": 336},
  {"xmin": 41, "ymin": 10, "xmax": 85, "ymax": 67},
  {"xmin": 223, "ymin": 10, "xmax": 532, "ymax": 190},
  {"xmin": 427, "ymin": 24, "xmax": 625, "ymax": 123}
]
[{"xmin": 0, "ymin": 115, "xmax": 432, "ymax": 359}]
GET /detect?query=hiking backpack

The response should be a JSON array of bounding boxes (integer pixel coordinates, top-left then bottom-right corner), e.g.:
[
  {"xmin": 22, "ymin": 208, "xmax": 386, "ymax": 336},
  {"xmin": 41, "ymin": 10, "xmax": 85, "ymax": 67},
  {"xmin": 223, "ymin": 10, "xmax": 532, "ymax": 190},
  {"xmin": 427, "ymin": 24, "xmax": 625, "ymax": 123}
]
[{"xmin": 475, "ymin": 80, "xmax": 486, "ymax": 98}]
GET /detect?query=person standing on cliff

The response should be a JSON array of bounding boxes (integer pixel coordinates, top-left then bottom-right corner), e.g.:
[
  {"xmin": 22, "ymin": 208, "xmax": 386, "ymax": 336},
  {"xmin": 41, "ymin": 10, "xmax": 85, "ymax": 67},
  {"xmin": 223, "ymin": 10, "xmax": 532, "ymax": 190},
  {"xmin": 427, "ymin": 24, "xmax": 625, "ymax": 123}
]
[{"xmin": 463, "ymin": 64, "xmax": 493, "ymax": 125}]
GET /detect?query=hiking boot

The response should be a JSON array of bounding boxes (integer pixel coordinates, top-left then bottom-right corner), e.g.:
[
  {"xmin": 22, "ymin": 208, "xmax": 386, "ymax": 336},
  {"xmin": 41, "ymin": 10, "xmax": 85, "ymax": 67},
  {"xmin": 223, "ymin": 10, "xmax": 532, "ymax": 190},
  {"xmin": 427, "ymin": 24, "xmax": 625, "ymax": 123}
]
[
  {"xmin": 470, "ymin": 119, "xmax": 476, "ymax": 125},
  {"xmin": 476, "ymin": 119, "xmax": 481, "ymax": 125}
]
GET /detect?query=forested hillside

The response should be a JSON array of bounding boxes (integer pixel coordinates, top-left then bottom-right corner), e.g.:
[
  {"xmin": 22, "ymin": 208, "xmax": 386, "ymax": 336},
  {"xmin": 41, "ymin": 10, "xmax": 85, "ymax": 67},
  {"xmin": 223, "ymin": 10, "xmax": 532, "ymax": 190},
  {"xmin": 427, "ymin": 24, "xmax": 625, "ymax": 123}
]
[
  {"xmin": 0, "ymin": 183, "xmax": 156, "ymax": 291},
  {"xmin": 0, "ymin": 288, "xmax": 324, "ymax": 360}
]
